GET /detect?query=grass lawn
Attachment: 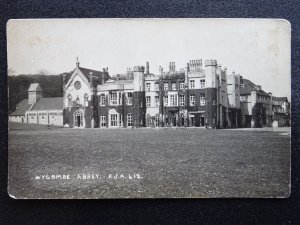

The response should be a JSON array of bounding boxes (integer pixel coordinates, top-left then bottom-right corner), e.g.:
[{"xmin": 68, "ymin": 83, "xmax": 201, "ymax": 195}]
[{"xmin": 8, "ymin": 122, "xmax": 290, "ymax": 198}]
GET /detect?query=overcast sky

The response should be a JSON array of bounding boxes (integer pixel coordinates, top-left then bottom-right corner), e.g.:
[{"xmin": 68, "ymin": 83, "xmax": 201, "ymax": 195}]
[{"xmin": 7, "ymin": 18, "xmax": 290, "ymax": 98}]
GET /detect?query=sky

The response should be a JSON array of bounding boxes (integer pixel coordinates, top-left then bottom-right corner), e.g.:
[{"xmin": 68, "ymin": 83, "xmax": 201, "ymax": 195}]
[{"xmin": 7, "ymin": 18, "xmax": 291, "ymax": 98}]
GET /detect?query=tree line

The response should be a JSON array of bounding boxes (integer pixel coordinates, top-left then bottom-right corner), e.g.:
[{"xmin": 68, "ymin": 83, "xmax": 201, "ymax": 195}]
[{"xmin": 8, "ymin": 74, "xmax": 65, "ymax": 113}]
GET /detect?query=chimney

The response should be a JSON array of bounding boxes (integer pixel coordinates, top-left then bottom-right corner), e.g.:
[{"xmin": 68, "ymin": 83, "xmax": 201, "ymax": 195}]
[
  {"xmin": 89, "ymin": 72, "xmax": 93, "ymax": 88},
  {"xmin": 63, "ymin": 73, "xmax": 66, "ymax": 90},
  {"xmin": 146, "ymin": 62, "xmax": 149, "ymax": 75},
  {"xmin": 76, "ymin": 57, "xmax": 80, "ymax": 68},
  {"xmin": 169, "ymin": 62, "xmax": 175, "ymax": 72},
  {"xmin": 185, "ymin": 63, "xmax": 190, "ymax": 87},
  {"xmin": 159, "ymin": 66, "xmax": 163, "ymax": 76},
  {"xmin": 102, "ymin": 68, "xmax": 106, "ymax": 84}
]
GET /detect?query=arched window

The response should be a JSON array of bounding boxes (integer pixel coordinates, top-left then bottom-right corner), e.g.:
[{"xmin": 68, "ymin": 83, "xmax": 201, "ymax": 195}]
[
  {"xmin": 75, "ymin": 96, "xmax": 80, "ymax": 105},
  {"xmin": 84, "ymin": 93, "xmax": 89, "ymax": 107},
  {"xmin": 68, "ymin": 94, "xmax": 72, "ymax": 107}
]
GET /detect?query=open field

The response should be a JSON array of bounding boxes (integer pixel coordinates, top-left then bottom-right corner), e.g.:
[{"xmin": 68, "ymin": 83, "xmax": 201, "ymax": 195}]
[{"xmin": 8, "ymin": 122, "xmax": 290, "ymax": 198}]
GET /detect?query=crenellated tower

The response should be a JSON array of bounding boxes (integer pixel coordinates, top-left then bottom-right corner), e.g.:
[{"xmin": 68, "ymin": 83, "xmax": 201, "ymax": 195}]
[
  {"xmin": 204, "ymin": 60, "xmax": 218, "ymax": 128},
  {"xmin": 132, "ymin": 66, "xmax": 146, "ymax": 127}
]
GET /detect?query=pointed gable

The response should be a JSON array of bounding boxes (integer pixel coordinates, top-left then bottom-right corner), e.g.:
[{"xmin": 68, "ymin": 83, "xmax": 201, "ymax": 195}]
[
  {"xmin": 79, "ymin": 67, "xmax": 110, "ymax": 84},
  {"xmin": 28, "ymin": 83, "xmax": 42, "ymax": 92}
]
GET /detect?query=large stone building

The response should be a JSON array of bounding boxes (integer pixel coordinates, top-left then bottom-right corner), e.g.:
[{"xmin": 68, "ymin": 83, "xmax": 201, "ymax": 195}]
[
  {"xmin": 9, "ymin": 59, "xmax": 290, "ymax": 129},
  {"xmin": 63, "ymin": 59, "xmax": 241, "ymax": 128}
]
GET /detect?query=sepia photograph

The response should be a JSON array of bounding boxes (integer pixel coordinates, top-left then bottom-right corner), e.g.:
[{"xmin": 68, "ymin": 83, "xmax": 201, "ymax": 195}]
[{"xmin": 7, "ymin": 18, "xmax": 291, "ymax": 199}]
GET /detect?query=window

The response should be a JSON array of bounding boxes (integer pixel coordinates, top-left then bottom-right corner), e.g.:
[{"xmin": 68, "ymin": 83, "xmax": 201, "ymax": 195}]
[
  {"xmin": 119, "ymin": 114, "xmax": 122, "ymax": 127},
  {"xmin": 146, "ymin": 83, "xmax": 151, "ymax": 92},
  {"xmin": 170, "ymin": 94, "xmax": 177, "ymax": 106},
  {"xmin": 155, "ymin": 96, "xmax": 160, "ymax": 107},
  {"xmin": 155, "ymin": 83, "xmax": 159, "ymax": 91},
  {"xmin": 155, "ymin": 114, "xmax": 160, "ymax": 126},
  {"xmin": 190, "ymin": 94, "xmax": 195, "ymax": 106},
  {"xmin": 180, "ymin": 82, "xmax": 185, "ymax": 90},
  {"xmin": 127, "ymin": 92, "xmax": 132, "ymax": 105},
  {"xmin": 127, "ymin": 113, "xmax": 133, "ymax": 126},
  {"xmin": 200, "ymin": 93, "xmax": 205, "ymax": 106},
  {"xmin": 179, "ymin": 94, "xmax": 185, "ymax": 106},
  {"xmin": 240, "ymin": 96, "xmax": 246, "ymax": 101},
  {"xmin": 164, "ymin": 96, "xmax": 168, "ymax": 106},
  {"xmin": 146, "ymin": 96, "xmax": 151, "ymax": 107},
  {"xmin": 172, "ymin": 83, "xmax": 176, "ymax": 90},
  {"xmin": 68, "ymin": 94, "xmax": 72, "ymax": 107},
  {"xmin": 164, "ymin": 83, "xmax": 168, "ymax": 91},
  {"xmin": 110, "ymin": 92, "xmax": 118, "ymax": 105},
  {"xmin": 110, "ymin": 114, "xmax": 118, "ymax": 126},
  {"xmin": 200, "ymin": 79, "xmax": 205, "ymax": 88},
  {"xmin": 190, "ymin": 80, "xmax": 195, "ymax": 89},
  {"xmin": 84, "ymin": 93, "xmax": 89, "ymax": 107},
  {"xmin": 100, "ymin": 94, "xmax": 106, "ymax": 106},
  {"xmin": 100, "ymin": 115, "xmax": 106, "ymax": 127},
  {"xmin": 119, "ymin": 92, "xmax": 122, "ymax": 105}
]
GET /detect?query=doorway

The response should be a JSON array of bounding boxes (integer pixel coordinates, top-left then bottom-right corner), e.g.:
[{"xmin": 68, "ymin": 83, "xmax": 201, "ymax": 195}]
[
  {"xmin": 194, "ymin": 115, "xmax": 200, "ymax": 127},
  {"xmin": 74, "ymin": 110, "xmax": 84, "ymax": 127},
  {"xmin": 200, "ymin": 116, "xmax": 205, "ymax": 126}
]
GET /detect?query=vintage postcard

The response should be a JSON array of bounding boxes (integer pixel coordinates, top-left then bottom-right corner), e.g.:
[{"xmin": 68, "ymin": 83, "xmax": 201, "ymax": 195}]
[{"xmin": 7, "ymin": 18, "xmax": 291, "ymax": 199}]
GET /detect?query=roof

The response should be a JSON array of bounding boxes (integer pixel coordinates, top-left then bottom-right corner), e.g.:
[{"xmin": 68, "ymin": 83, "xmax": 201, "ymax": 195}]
[
  {"xmin": 240, "ymin": 79, "xmax": 268, "ymax": 95},
  {"xmin": 272, "ymin": 96, "xmax": 288, "ymax": 102},
  {"xmin": 114, "ymin": 79, "xmax": 133, "ymax": 84},
  {"xmin": 31, "ymin": 97, "xmax": 63, "ymax": 111},
  {"xmin": 28, "ymin": 83, "xmax": 42, "ymax": 92},
  {"xmin": 10, "ymin": 99, "xmax": 32, "ymax": 116},
  {"xmin": 78, "ymin": 67, "xmax": 110, "ymax": 84}
]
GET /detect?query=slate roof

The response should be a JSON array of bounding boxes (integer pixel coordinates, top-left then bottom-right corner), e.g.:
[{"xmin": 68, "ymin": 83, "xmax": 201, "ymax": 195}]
[
  {"xmin": 28, "ymin": 83, "xmax": 42, "ymax": 92},
  {"xmin": 31, "ymin": 97, "xmax": 63, "ymax": 111},
  {"xmin": 240, "ymin": 79, "xmax": 268, "ymax": 95},
  {"xmin": 79, "ymin": 67, "xmax": 110, "ymax": 84},
  {"xmin": 10, "ymin": 99, "xmax": 32, "ymax": 116}
]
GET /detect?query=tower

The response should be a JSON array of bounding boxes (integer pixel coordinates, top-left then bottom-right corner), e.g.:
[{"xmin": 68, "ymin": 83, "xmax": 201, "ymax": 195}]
[
  {"xmin": 133, "ymin": 66, "xmax": 146, "ymax": 127},
  {"xmin": 204, "ymin": 59, "xmax": 217, "ymax": 88},
  {"xmin": 28, "ymin": 83, "xmax": 43, "ymax": 105},
  {"xmin": 204, "ymin": 60, "xmax": 218, "ymax": 128}
]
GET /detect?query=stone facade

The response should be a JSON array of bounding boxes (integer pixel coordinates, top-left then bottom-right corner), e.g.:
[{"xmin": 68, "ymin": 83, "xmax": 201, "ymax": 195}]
[{"xmin": 11, "ymin": 58, "xmax": 289, "ymax": 129}]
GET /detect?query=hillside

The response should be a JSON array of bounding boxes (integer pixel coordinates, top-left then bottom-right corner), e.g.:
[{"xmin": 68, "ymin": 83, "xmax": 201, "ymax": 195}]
[{"xmin": 8, "ymin": 74, "xmax": 66, "ymax": 113}]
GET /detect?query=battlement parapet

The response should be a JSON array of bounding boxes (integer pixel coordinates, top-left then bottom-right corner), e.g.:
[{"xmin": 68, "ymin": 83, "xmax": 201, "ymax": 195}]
[
  {"xmin": 133, "ymin": 66, "xmax": 145, "ymax": 72},
  {"xmin": 204, "ymin": 59, "xmax": 217, "ymax": 67}
]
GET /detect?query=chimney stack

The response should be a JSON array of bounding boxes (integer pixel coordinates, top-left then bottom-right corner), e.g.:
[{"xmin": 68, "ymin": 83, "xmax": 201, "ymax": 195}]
[
  {"xmin": 146, "ymin": 62, "xmax": 149, "ymax": 75},
  {"xmin": 63, "ymin": 73, "xmax": 66, "ymax": 90},
  {"xmin": 169, "ymin": 62, "xmax": 175, "ymax": 72},
  {"xmin": 102, "ymin": 68, "xmax": 106, "ymax": 84},
  {"xmin": 89, "ymin": 72, "xmax": 93, "ymax": 88}
]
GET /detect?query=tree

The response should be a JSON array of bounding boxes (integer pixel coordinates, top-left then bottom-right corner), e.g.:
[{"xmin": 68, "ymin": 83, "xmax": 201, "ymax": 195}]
[{"xmin": 36, "ymin": 69, "xmax": 50, "ymax": 75}]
